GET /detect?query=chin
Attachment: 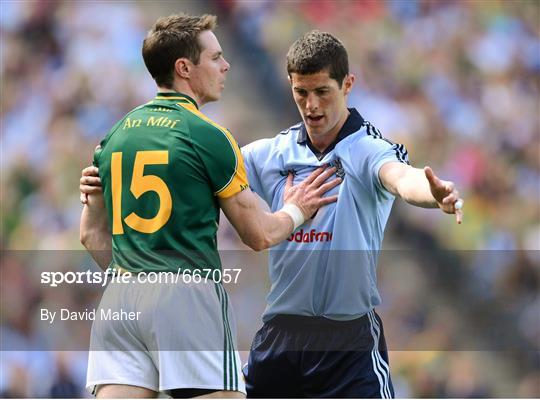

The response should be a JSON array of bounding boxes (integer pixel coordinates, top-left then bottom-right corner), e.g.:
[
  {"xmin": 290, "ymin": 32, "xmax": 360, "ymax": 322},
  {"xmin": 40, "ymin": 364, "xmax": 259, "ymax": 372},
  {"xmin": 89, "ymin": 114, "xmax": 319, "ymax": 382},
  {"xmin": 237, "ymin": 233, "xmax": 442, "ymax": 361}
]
[{"xmin": 306, "ymin": 126, "xmax": 326, "ymax": 136}]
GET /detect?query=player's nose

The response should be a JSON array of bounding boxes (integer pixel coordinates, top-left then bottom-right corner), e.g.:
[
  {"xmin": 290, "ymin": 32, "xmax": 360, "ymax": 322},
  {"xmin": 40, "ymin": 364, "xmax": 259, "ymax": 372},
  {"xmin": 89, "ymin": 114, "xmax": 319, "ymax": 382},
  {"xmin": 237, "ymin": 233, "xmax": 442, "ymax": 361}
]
[
  {"xmin": 222, "ymin": 58, "xmax": 230, "ymax": 72},
  {"xmin": 306, "ymin": 93, "xmax": 319, "ymax": 111}
]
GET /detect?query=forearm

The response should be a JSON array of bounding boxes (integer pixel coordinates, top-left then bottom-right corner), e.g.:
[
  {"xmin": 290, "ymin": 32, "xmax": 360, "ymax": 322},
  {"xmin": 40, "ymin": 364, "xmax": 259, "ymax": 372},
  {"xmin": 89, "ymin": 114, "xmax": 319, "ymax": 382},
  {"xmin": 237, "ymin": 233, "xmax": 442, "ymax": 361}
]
[
  {"xmin": 220, "ymin": 190, "xmax": 295, "ymax": 251},
  {"xmin": 395, "ymin": 167, "xmax": 438, "ymax": 208},
  {"xmin": 221, "ymin": 167, "xmax": 339, "ymax": 250},
  {"xmin": 80, "ymin": 194, "xmax": 112, "ymax": 270},
  {"xmin": 381, "ymin": 162, "xmax": 462, "ymax": 222},
  {"xmin": 240, "ymin": 209, "xmax": 295, "ymax": 251}
]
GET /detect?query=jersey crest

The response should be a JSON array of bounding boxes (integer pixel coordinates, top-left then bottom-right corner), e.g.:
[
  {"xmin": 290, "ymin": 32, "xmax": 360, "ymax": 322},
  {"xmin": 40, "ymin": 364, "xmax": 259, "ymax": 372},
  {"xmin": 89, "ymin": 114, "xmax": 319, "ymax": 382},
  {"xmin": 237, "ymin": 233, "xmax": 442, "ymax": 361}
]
[{"xmin": 329, "ymin": 158, "xmax": 346, "ymax": 179}]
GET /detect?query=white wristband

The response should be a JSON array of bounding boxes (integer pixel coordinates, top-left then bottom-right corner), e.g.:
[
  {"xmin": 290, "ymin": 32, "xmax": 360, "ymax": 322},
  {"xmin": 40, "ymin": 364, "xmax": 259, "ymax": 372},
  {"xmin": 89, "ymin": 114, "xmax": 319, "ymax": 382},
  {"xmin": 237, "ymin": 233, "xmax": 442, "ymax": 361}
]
[{"xmin": 280, "ymin": 203, "xmax": 305, "ymax": 231}]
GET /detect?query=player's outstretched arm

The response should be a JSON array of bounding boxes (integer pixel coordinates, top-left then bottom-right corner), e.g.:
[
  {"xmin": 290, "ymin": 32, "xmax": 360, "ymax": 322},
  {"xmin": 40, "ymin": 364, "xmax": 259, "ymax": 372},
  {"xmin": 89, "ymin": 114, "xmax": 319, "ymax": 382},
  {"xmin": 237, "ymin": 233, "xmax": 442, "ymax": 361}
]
[
  {"xmin": 379, "ymin": 162, "xmax": 463, "ymax": 224},
  {"xmin": 220, "ymin": 166, "xmax": 340, "ymax": 251},
  {"xmin": 79, "ymin": 166, "xmax": 112, "ymax": 270}
]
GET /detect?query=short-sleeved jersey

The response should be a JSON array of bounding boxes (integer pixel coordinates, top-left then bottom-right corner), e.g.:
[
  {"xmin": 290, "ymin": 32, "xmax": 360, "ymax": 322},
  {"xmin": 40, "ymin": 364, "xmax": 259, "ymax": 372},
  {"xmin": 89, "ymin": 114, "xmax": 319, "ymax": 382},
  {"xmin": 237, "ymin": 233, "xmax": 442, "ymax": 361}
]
[
  {"xmin": 242, "ymin": 109, "xmax": 409, "ymax": 321},
  {"xmin": 94, "ymin": 92, "xmax": 248, "ymax": 273}
]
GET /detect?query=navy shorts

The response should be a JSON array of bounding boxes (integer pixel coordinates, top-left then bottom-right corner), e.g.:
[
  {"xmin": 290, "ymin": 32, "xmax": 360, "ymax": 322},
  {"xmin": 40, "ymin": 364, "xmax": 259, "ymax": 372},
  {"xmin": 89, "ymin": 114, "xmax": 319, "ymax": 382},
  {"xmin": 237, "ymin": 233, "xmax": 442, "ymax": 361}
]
[{"xmin": 244, "ymin": 310, "xmax": 394, "ymax": 398}]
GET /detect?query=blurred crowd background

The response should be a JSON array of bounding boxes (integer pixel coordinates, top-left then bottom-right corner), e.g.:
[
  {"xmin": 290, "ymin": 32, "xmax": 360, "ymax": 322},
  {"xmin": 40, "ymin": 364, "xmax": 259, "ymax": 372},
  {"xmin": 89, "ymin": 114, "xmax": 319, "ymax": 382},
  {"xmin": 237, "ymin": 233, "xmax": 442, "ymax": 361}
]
[{"xmin": 1, "ymin": 0, "xmax": 539, "ymax": 397}]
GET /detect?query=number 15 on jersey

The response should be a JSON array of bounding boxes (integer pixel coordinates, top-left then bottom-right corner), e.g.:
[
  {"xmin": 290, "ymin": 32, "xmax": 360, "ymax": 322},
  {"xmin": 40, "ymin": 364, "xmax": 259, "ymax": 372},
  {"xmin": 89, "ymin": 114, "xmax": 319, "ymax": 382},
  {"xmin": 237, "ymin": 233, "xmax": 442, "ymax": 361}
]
[{"xmin": 111, "ymin": 150, "xmax": 172, "ymax": 235}]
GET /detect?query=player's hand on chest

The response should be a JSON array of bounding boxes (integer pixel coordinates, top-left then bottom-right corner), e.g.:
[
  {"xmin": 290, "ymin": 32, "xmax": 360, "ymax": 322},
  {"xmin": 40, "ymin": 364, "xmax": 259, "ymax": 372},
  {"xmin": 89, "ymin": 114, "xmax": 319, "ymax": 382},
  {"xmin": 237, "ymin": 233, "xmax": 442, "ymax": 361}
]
[{"xmin": 276, "ymin": 164, "xmax": 343, "ymax": 199}]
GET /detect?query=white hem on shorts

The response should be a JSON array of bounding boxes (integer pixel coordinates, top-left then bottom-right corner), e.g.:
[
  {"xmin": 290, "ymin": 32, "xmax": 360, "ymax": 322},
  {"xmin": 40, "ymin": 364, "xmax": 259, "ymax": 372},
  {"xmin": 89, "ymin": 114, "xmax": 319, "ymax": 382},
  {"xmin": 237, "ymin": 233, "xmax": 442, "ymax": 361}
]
[
  {"xmin": 86, "ymin": 380, "xmax": 159, "ymax": 396},
  {"xmin": 160, "ymin": 384, "xmax": 246, "ymax": 395}
]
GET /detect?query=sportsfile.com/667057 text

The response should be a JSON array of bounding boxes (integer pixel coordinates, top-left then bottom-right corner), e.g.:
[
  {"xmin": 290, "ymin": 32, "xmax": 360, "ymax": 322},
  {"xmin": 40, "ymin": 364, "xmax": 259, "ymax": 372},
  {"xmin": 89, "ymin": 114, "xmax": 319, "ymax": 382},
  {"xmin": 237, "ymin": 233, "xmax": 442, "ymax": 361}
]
[{"xmin": 40, "ymin": 268, "xmax": 242, "ymax": 287}]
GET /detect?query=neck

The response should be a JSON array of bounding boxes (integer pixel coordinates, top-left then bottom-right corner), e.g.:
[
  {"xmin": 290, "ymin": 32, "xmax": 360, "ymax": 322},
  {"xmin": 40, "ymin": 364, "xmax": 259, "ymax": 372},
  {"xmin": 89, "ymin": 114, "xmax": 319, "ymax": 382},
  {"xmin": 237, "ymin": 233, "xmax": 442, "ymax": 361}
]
[
  {"xmin": 157, "ymin": 82, "xmax": 203, "ymax": 107},
  {"xmin": 308, "ymin": 108, "xmax": 350, "ymax": 152}
]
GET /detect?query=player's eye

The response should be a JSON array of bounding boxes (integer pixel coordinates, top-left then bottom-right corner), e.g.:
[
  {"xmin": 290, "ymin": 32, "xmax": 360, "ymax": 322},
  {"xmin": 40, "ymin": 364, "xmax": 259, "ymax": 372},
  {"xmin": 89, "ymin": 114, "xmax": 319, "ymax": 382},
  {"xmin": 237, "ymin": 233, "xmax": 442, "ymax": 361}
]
[
  {"xmin": 295, "ymin": 89, "xmax": 307, "ymax": 97},
  {"xmin": 316, "ymin": 89, "xmax": 328, "ymax": 96}
]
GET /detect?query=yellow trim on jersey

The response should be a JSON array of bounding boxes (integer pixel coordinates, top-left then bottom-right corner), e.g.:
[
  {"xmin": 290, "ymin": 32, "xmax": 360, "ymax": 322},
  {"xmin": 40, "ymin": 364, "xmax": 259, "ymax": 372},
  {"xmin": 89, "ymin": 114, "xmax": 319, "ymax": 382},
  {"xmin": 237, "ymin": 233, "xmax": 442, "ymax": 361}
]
[
  {"xmin": 176, "ymin": 102, "xmax": 249, "ymax": 199},
  {"xmin": 155, "ymin": 96, "xmax": 191, "ymax": 101}
]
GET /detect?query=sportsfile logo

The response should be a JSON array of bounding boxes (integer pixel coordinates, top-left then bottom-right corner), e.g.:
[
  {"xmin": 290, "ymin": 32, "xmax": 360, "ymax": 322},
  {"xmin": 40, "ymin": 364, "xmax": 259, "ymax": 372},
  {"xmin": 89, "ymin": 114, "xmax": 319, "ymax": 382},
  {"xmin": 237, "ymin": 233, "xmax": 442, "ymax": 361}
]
[{"xmin": 287, "ymin": 228, "xmax": 333, "ymax": 243}]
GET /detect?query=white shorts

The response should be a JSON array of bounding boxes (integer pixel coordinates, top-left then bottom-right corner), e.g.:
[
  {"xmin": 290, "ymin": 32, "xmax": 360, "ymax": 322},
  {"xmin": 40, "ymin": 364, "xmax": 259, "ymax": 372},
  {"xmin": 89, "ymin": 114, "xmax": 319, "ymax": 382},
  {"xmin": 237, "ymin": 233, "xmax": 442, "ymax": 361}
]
[{"xmin": 86, "ymin": 276, "xmax": 245, "ymax": 395}]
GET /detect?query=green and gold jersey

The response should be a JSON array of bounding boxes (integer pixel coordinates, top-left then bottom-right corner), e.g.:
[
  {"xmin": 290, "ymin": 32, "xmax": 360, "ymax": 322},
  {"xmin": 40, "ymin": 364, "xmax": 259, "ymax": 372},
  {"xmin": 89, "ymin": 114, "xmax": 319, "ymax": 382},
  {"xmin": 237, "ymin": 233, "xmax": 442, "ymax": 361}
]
[{"xmin": 94, "ymin": 92, "xmax": 248, "ymax": 273}]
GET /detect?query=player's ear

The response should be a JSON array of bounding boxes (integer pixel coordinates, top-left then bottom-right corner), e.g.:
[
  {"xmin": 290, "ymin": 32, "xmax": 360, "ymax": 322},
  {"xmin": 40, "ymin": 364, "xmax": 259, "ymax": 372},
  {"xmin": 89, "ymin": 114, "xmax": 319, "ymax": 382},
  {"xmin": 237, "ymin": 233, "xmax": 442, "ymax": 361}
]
[
  {"xmin": 175, "ymin": 58, "xmax": 191, "ymax": 79},
  {"xmin": 343, "ymin": 74, "xmax": 355, "ymax": 95}
]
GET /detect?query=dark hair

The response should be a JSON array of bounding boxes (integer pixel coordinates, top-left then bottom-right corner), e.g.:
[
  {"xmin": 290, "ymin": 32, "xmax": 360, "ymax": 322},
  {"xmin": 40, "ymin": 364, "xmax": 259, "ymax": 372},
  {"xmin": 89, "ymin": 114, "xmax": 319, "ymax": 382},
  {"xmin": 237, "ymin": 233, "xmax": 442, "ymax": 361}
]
[
  {"xmin": 142, "ymin": 13, "xmax": 217, "ymax": 88},
  {"xmin": 286, "ymin": 30, "xmax": 349, "ymax": 87}
]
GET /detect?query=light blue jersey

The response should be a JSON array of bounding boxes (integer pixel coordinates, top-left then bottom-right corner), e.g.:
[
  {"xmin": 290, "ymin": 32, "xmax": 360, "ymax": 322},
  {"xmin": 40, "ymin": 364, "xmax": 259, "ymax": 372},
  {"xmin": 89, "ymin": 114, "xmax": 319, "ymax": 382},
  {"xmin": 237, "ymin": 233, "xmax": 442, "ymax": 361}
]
[{"xmin": 242, "ymin": 109, "xmax": 409, "ymax": 322}]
